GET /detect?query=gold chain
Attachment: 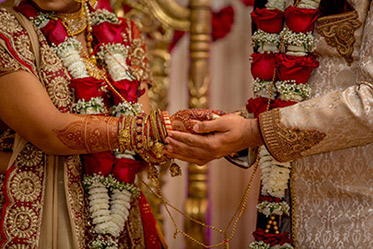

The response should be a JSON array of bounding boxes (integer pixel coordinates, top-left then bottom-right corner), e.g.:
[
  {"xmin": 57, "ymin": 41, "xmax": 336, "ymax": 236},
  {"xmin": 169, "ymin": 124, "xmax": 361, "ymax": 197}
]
[
  {"xmin": 80, "ymin": 48, "xmax": 139, "ymax": 115},
  {"xmin": 141, "ymin": 151, "xmax": 261, "ymax": 248}
]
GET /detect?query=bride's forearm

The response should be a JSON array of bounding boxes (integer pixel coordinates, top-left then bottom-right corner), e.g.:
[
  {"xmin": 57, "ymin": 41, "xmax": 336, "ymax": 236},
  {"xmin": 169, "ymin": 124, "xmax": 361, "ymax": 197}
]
[{"xmin": 52, "ymin": 114, "xmax": 119, "ymax": 155}]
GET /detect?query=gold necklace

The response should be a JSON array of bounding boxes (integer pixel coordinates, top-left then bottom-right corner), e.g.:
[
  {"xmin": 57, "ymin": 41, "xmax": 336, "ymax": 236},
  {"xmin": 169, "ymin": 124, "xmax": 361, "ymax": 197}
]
[{"xmin": 56, "ymin": 4, "xmax": 87, "ymax": 36}]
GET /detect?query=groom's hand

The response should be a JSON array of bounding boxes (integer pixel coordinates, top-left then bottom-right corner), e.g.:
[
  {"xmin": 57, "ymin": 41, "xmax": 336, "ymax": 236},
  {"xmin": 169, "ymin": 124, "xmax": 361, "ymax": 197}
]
[{"xmin": 165, "ymin": 114, "xmax": 263, "ymax": 165}]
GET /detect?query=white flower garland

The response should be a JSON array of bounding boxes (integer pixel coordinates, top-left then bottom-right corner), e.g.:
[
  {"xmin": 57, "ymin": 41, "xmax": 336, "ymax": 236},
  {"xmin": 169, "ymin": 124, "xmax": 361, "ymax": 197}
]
[
  {"xmin": 275, "ymin": 80, "xmax": 311, "ymax": 102},
  {"xmin": 249, "ymin": 241, "xmax": 271, "ymax": 249},
  {"xmin": 297, "ymin": 0, "xmax": 320, "ymax": 9},
  {"xmin": 256, "ymin": 200, "xmax": 290, "ymax": 217},
  {"xmin": 73, "ymin": 96, "xmax": 106, "ymax": 114},
  {"xmin": 90, "ymin": 9, "xmax": 119, "ymax": 25},
  {"xmin": 110, "ymin": 101, "xmax": 142, "ymax": 117},
  {"xmin": 249, "ymin": 241, "xmax": 294, "ymax": 249},
  {"xmin": 253, "ymin": 78, "xmax": 278, "ymax": 99},
  {"xmin": 252, "ymin": 30, "xmax": 281, "ymax": 53},
  {"xmin": 91, "ymin": 235, "xmax": 118, "ymax": 249},
  {"xmin": 83, "ymin": 174, "xmax": 140, "ymax": 238},
  {"xmin": 97, "ymin": 43, "xmax": 132, "ymax": 81},
  {"xmin": 259, "ymin": 146, "xmax": 291, "ymax": 199},
  {"xmin": 253, "ymin": 79, "xmax": 310, "ymax": 102},
  {"xmin": 265, "ymin": 0, "xmax": 292, "ymax": 11},
  {"xmin": 280, "ymin": 27, "xmax": 315, "ymax": 56},
  {"xmin": 30, "ymin": 13, "xmax": 50, "ymax": 29},
  {"xmin": 51, "ymin": 37, "xmax": 89, "ymax": 79}
]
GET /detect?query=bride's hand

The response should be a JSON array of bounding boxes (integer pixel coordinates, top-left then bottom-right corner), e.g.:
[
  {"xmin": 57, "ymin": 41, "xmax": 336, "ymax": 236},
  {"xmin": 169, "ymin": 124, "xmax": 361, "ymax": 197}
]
[{"xmin": 170, "ymin": 109, "xmax": 225, "ymax": 133}]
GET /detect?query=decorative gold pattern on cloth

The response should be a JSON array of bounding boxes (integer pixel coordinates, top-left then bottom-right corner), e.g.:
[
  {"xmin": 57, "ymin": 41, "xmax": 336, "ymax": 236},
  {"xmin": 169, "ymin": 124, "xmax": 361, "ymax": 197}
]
[
  {"xmin": 0, "ymin": 129, "xmax": 15, "ymax": 152},
  {"xmin": 0, "ymin": 9, "xmax": 35, "ymax": 75},
  {"xmin": 65, "ymin": 156, "xmax": 86, "ymax": 248},
  {"xmin": 120, "ymin": 199, "xmax": 146, "ymax": 248},
  {"xmin": 126, "ymin": 21, "xmax": 152, "ymax": 85},
  {"xmin": 316, "ymin": 11, "xmax": 362, "ymax": 66},
  {"xmin": 0, "ymin": 174, "xmax": 5, "ymax": 210},
  {"xmin": 259, "ymin": 109, "xmax": 326, "ymax": 162},
  {"xmin": 1, "ymin": 144, "xmax": 46, "ymax": 248}
]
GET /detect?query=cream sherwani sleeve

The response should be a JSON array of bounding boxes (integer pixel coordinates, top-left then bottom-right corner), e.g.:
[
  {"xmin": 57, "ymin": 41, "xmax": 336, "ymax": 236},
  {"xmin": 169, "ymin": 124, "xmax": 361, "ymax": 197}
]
[{"xmin": 258, "ymin": 82, "xmax": 373, "ymax": 162}]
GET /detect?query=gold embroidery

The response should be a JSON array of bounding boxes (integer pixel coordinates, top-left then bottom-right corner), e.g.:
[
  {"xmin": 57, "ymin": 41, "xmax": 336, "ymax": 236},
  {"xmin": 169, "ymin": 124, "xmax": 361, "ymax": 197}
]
[
  {"xmin": 8, "ymin": 206, "xmax": 39, "ymax": 238},
  {"xmin": 10, "ymin": 171, "xmax": 41, "ymax": 202},
  {"xmin": 120, "ymin": 199, "xmax": 145, "ymax": 248},
  {"xmin": 0, "ymin": 8, "xmax": 22, "ymax": 34},
  {"xmin": 47, "ymin": 76, "xmax": 73, "ymax": 108},
  {"xmin": 15, "ymin": 144, "xmax": 43, "ymax": 167},
  {"xmin": 0, "ymin": 9, "xmax": 36, "ymax": 74},
  {"xmin": 2, "ymin": 143, "xmax": 46, "ymax": 248},
  {"xmin": 0, "ymin": 128, "xmax": 15, "ymax": 152},
  {"xmin": 316, "ymin": 11, "xmax": 362, "ymax": 66},
  {"xmin": 259, "ymin": 109, "xmax": 326, "ymax": 162},
  {"xmin": 0, "ymin": 174, "xmax": 5, "ymax": 210},
  {"xmin": 126, "ymin": 22, "xmax": 152, "ymax": 84},
  {"xmin": 14, "ymin": 33, "xmax": 34, "ymax": 62},
  {"xmin": 0, "ymin": 45, "xmax": 28, "ymax": 74},
  {"xmin": 65, "ymin": 156, "xmax": 86, "ymax": 248},
  {"xmin": 41, "ymin": 46, "xmax": 60, "ymax": 72}
]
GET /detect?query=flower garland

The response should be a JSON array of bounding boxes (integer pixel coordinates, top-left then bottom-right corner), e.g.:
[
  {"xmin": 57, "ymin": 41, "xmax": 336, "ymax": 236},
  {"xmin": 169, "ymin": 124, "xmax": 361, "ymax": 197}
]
[
  {"xmin": 16, "ymin": 0, "xmax": 157, "ymax": 247},
  {"xmin": 247, "ymin": 0, "xmax": 320, "ymax": 248}
]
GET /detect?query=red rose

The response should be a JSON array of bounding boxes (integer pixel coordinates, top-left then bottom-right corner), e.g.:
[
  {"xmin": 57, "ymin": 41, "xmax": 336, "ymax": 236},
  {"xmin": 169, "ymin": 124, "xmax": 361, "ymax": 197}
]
[
  {"xmin": 212, "ymin": 6, "xmax": 234, "ymax": 41},
  {"xmin": 253, "ymin": 228, "xmax": 292, "ymax": 246},
  {"xmin": 112, "ymin": 79, "xmax": 140, "ymax": 104},
  {"xmin": 41, "ymin": 19, "xmax": 68, "ymax": 45},
  {"xmin": 276, "ymin": 54, "xmax": 319, "ymax": 84},
  {"xmin": 92, "ymin": 22, "xmax": 124, "ymax": 44},
  {"xmin": 251, "ymin": 52, "xmax": 277, "ymax": 81},
  {"xmin": 95, "ymin": 0, "xmax": 113, "ymax": 11},
  {"xmin": 70, "ymin": 77, "xmax": 105, "ymax": 101},
  {"xmin": 246, "ymin": 97, "xmax": 268, "ymax": 118},
  {"xmin": 270, "ymin": 98, "xmax": 297, "ymax": 109},
  {"xmin": 15, "ymin": 1, "xmax": 38, "ymax": 18},
  {"xmin": 83, "ymin": 152, "xmax": 114, "ymax": 176},
  {"xmin": 242, "ymin": 0, "xmax": 254, "ymax": 6},
  {"xmin": 251, "ymin": 8, "xmax": 284, "ymax": 33},
  {"xmin": 285, "ymin": 6, "xmax": 319, "ymax": 33},
  {"xmin": 258, "ymin": 195, "xmax": 282, "ymax": 203},
  {"xmin": 112, "ymin": 158, "xmax": 147, "ymax": 183}
]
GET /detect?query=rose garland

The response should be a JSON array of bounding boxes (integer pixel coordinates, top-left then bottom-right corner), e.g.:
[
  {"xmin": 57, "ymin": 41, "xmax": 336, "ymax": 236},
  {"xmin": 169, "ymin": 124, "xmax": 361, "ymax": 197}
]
[
  {"xmin": 16, "ymin": 0, "xmax": 161, "ymax": 248},
  {"xmin": 246, "ymin": 0, "xmax": 320, "ymax": 248}
]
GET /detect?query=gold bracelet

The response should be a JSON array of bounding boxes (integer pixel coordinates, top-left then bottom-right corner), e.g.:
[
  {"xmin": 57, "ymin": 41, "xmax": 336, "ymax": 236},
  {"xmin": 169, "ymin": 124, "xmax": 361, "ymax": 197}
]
[
  {"xmin": 119, "ymin": 115, "xmax": 132, "ymax": 152},
  {"xmin": 150, "ymin": 110, "xmax": 161, "ymax": 142}
]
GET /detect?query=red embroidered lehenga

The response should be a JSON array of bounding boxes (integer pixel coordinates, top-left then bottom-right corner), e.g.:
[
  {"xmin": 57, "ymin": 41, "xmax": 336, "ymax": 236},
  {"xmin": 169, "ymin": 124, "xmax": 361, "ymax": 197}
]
[{"xmin": 0, "ymin": 0, "xmax": 165, "ymax": 248}]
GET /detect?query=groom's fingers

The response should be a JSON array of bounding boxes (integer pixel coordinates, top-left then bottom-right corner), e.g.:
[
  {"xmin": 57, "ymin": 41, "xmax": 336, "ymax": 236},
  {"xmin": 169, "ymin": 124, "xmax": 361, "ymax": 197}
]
[
  {"xmin": 193, "ymin": 118, "xmax": 228, "ymax": 134},
  {"xmin": 167, "ymin": 131, "xmax": 207, "ymax": 147},
  {"xmin": 165, "ymin": 137, "xmax": 212, "ymax": 164}
]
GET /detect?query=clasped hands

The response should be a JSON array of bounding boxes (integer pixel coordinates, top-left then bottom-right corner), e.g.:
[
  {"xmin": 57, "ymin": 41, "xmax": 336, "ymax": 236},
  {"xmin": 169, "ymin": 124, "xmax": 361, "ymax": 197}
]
[{"xmin": 166, "ymin": 109, "xmax": 263, "ymax": 165}]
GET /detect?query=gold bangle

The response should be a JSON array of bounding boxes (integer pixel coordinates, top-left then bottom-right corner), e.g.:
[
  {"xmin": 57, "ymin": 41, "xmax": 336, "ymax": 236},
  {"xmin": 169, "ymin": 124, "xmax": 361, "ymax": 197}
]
[
  {"xmin": 119, "ymin": 115, "xmax": 132, "ymax": 152},
  {"xmin": 150, "ymin": 110, "xmax": 160, "ymax": 142}
]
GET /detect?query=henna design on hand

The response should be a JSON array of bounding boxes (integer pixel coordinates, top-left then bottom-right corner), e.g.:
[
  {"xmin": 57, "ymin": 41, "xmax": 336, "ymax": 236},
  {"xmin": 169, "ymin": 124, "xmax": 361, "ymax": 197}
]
[
  {"xmin": 170, "ymin": 109, "xmax": 225, "ymax": 133},
  {"xmin": 54, "ymin": 115, "xmax": 119, "ymax": 153}
]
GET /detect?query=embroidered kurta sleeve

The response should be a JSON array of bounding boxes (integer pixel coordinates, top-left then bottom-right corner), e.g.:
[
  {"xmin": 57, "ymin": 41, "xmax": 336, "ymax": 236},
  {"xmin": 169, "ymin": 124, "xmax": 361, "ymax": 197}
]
[{"xmin": 259, "ymin": 82, "xmax": 373, "ymax": 162}]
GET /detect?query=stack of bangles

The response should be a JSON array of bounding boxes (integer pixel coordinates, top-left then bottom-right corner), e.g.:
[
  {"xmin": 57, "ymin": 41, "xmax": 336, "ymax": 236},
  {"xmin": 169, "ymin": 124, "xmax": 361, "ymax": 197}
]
[{"xmin": 118, "ymin": 109, "xmax": 173, "ymax": 166}]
